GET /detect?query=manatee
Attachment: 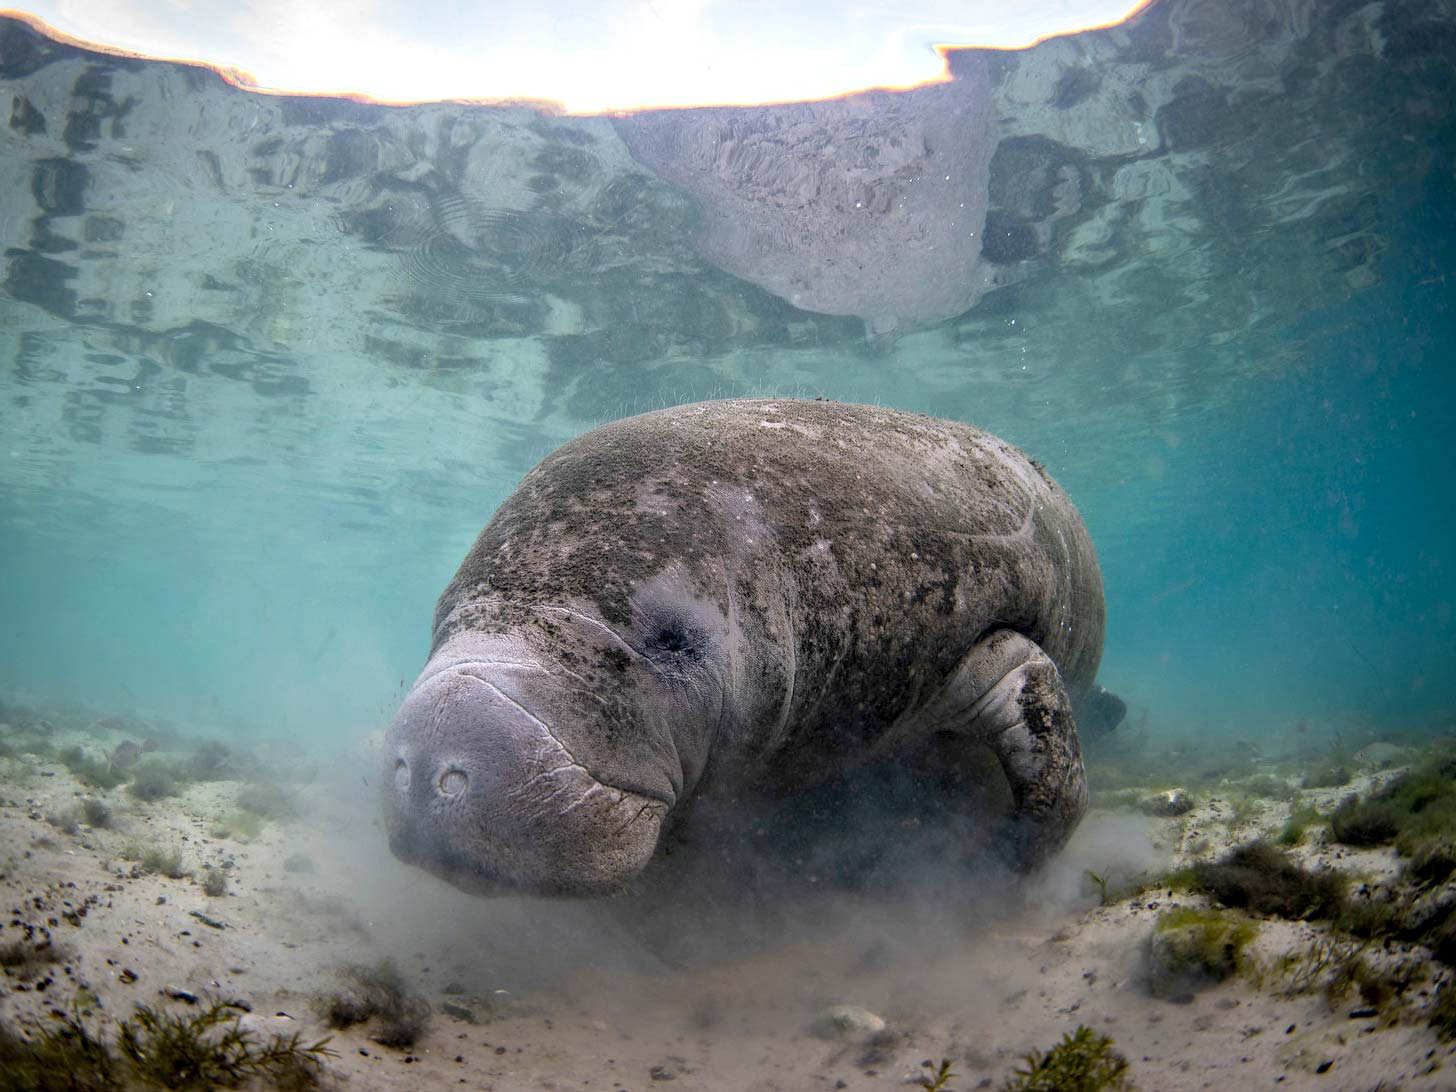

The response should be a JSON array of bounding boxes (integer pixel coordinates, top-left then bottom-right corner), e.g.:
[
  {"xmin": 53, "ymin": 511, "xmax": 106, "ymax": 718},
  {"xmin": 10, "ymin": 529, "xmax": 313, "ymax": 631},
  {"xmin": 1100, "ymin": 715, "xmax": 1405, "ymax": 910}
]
[
  {"xmin": 382, "ymin": 399, "xmax": 1107, "ymax": 897},
  {"xmin": 612, "ymin": 57, "xmax": 997, "ymax": 336}
]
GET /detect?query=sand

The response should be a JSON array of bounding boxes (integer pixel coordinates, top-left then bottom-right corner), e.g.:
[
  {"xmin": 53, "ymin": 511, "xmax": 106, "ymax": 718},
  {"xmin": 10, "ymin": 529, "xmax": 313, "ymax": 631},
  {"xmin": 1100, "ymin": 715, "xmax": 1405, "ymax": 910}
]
[{"xmin": 2, "ymin": 717, "xmax": 1455, "ymax": 1091}]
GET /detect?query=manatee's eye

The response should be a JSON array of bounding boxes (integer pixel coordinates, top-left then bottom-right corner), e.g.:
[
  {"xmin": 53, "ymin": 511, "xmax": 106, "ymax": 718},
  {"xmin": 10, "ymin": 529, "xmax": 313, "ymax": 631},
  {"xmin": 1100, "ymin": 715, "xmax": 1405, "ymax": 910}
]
[
  {"xmin": 644, "ymin": 618, "xmax": 704, "ymax": 664},
  {"xmin": 439, "ymin": 768, "xmax": 468, "ymax": 796}
]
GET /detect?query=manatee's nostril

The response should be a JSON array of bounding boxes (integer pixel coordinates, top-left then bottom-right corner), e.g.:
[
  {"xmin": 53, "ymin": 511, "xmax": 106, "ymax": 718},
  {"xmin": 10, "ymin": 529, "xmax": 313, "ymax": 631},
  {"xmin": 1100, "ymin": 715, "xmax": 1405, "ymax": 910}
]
[
  {"xmin": 439, "ymin": 768, "xmax": 468, "ymax": 796},
  {"xmin": 393, "ymin": 758, "xmax": 410, "ymax": 792}
]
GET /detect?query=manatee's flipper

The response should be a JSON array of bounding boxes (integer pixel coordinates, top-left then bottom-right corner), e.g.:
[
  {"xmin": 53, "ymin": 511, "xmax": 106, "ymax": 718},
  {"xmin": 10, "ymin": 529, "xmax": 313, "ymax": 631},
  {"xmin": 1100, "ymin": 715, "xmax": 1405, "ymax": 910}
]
[
  {"xmin": 1076, "ymin": 685, "xmax": 1127, "ymax": 742},
  {"xmin": 916, "ymin": 629, "xmax": 1088, "ymax": 870}
]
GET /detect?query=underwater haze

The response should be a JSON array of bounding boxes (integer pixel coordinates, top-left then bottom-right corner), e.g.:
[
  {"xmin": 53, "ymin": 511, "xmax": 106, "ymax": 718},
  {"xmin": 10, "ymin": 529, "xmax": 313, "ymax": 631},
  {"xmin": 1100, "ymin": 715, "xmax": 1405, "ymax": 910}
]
[
  {"xmin": 1, "ymin": 2, "xmax": 1453, "ymax": 748},
  {"xmin": 5, "ymin": 2, "xmax": 1456, "ymax": 1088}
]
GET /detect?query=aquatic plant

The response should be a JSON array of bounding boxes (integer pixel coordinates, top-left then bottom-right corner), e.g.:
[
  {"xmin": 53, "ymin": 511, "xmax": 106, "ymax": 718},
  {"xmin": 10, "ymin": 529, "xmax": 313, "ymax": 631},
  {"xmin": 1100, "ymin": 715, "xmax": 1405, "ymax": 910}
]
[
  {"xmin": 0, "ymin": 1000, "xmax": 333, "ymax": 1091},
  {"xmin": 1405, "ymin": 837, "xmax": 1456, "ymax": 886},
  {"xmin": 1277, "ymin": 801, "xmax": 1324, "ymax": 846},
  {"xmin": 44, "ymin": 809, "xmax": 80, "ymax": 836},
  {"xmin": 199, "ymin": 868, "xmax": 227, "ymax": 898},
  {"xmin": 1000, "ymin": 1025, "xmax": 1133, "ymax": 1092},
  {"xmin": 185, "ymin": 740, "xmax": 233, "ymax": 782},
  {"xmin": 80, "ymin": 797, "xmax": 112, "ymax": 828},
  {"xmin": 1275, "ymin": 934, "xmax": 1371, "ymax": 1006},
  {"xmin": 58, "ymin": 745, "xmax": 127, "ymax": 790},
  {"xmin": 1333, "ymin": 886, "xmax": 1400, "ymax": 940},
  {"xmin": 118, "ymin": 1001, "xmax": 332, "ymax": 1090},
  {"xmin": 1330, "ymin": 759, "xmax": 1456, "ymax": 854},
  {"xmin": 1330, "ymin": 795, "xmax": 1402, "ymax": 846},
  {"xmin": 0, "ymin": 938, "xmax": 68, "ymax": 981},
  {"xmin": 1147, "ymin": 906, "xmax": 1258, "ymax": 997},
  {"xmin": 916, "ymin": 1058, "xmax": 956, "ymax": 1090},
  {"xmin": 1192, "ymin": 841, "xmax": 1346, "ymax": 920},
  {"xmin": 131, "ymin": 843, "xmax": 189, "ymax": 880},
  {"xmin": 127, "ymin": 760, "xmax": 180, "ymax": 802},
  {"xmin": 1430, "ymin": 980, "xmax": 1456, "ymax": 1040},
  {"xmin": 0, "ymin": 1007, "xmax": 116, "ymax": 1091},
  {"xmin": 316, "ymin": 960, "xmax": 430, "ymax": 1048}
]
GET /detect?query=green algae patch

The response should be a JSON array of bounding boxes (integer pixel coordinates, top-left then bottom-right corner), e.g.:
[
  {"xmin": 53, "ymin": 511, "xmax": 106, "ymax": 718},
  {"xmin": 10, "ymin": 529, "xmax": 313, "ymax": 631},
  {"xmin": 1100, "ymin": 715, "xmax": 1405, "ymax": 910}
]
[
  {"xmin": 1147, "ymin": 907, "xmax": 1258, "ymax": 998},
  {"xmin": 1277, "ymin": 801, "xmax": 1325, "ymax": 846}
]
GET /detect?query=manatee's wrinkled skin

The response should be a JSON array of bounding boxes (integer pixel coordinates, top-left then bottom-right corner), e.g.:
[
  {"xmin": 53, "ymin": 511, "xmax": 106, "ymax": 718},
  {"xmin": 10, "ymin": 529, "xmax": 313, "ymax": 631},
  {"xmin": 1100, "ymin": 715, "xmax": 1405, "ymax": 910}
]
[{"xmin": 382, "ymin": 399, "xmax": 1104, "ymax": 897}]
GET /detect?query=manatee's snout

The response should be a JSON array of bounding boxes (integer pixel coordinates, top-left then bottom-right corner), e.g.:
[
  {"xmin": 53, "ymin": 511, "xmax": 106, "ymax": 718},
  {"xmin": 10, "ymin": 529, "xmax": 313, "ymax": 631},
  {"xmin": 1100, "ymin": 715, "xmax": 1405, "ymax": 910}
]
[{"xmin": 382, "ymin": 658, "xmax": 667, "ymax": 897}]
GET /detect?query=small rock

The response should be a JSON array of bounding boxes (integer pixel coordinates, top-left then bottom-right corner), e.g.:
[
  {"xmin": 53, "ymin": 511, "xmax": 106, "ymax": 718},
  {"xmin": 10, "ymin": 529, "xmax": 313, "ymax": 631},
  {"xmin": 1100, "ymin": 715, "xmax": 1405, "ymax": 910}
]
[
  {"xmin": 1146, "ymin": 918, "xmax": 1244, "ymax": 999},
  {"xmin": 650, "ymin": 1064, "xmax": 676, "ymax": 1080},
  {"xmin": 1140, "ymin": 789, "xmax": 1194, "ymax": 817},
  {"xmin": 237, "ymin": 1012, "xmax": 295, "ymax": 1038},
  {"xmin": 810, "ymin": 1004, "xmax": 886, "ymax": 1040},
  {"xmin": 162, "ymin": 985, "xmax": 198, "ymax": 1004}
]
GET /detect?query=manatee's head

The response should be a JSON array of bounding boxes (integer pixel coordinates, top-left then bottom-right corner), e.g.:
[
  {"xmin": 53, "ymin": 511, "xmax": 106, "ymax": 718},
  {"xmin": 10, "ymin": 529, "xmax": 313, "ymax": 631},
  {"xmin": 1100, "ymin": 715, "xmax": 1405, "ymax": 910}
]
[{"xmin": 381, "ymin": 590, "xmax": 729, "ymax": 897}]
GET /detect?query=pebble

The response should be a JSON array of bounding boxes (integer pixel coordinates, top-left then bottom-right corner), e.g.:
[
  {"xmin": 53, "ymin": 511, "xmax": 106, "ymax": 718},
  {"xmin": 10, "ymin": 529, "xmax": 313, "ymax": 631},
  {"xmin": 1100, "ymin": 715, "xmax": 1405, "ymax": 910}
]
[
  {"xmin": 1140, "ymin": 789, "xmax": 1194, "ymax": 817},
  {"xmin": 810, "ymin": 1004, "xmax": 886, "ymax": 1040}
]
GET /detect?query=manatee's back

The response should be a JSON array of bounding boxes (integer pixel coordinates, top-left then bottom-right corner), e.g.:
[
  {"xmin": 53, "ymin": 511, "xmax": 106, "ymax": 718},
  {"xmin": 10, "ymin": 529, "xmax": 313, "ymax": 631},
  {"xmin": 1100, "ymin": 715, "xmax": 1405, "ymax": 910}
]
[{"xmin": 638, "ymin": 401, "xmax": 1103, "ymax": 762}]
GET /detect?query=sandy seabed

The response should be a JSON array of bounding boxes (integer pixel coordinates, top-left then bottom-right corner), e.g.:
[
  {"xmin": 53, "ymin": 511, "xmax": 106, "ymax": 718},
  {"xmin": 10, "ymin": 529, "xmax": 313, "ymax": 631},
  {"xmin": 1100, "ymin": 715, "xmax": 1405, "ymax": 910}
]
[{"xmin": 2, "ymin": 710, "xmax": 1455, "ymax": 1091}]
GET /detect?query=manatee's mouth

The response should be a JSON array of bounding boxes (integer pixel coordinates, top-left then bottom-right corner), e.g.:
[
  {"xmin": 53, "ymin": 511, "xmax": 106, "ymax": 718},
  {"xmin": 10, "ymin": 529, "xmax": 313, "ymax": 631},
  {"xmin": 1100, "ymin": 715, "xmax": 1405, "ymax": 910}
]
[
  {"xmin": 388, "ymin": 786, "xmax": 666, "ymax": 899},
  {"xmin": 382, "ymin": 659, "xmax": 672, "ymax": 899}
]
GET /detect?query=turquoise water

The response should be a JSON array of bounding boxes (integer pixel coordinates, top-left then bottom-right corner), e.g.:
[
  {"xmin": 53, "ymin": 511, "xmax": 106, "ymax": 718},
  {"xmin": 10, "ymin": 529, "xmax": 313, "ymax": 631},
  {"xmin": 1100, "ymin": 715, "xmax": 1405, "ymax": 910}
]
[{"xmin": 0, "ymin": 2, "xmax": 1453, "ymax": 757}]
